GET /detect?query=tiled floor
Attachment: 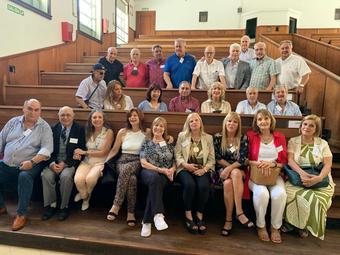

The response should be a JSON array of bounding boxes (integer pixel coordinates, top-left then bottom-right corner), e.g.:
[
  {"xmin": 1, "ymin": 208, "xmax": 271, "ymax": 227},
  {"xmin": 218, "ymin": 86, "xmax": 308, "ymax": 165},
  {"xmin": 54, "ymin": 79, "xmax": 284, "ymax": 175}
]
[{"xmin": 0, "ymin": 245, "xmax": 74, "ymax": 255}]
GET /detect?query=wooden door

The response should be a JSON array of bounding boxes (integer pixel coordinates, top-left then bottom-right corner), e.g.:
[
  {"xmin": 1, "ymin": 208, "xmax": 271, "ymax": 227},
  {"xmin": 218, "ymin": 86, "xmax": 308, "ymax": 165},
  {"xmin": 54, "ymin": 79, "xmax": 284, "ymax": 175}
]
[{"xmin": 136, "ymin": 11, "xmax": 155, "ymax": 37}]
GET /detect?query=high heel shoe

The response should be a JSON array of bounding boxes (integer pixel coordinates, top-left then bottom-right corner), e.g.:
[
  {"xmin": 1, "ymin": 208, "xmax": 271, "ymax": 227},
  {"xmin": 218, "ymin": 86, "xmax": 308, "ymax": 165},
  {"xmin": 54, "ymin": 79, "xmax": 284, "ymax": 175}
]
[
  {"xmin": 184, "ymin": 217, "xmax": 198, "ymax": 235},
  {"xmin": 221, "ymin": 220, "xmax": 232, "ymax": 236},
  {"xmin": 236, "ymin": 212, "xmax": 254, "ymax": 228}
]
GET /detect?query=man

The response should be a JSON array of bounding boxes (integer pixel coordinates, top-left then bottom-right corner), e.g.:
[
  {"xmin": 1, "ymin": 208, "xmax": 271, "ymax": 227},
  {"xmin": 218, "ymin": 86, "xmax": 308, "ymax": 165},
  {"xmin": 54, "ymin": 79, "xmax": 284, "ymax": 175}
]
[
  {"xmin": 123, "ymin": 48, "xmax": 149, "ymax": 88},
  {"xmin": 41, "ymin": 106, "xmax": 86, "ymax": 221},
  {"xmin": 235, "ymin": 87, "xmax": 266, "ymax": 114},
  {"xmin": 146, "ymin": 45, "xmax": 166, "ymax": 88},
  {"xmin": 239, "ymin": 35, "xmax": 256, "ymax": 63},
  {"xmin": 75, "ymin": 63, "xmax": 107, "ymax": 109},
  {"xmin": 276, "ymin": 40, "xmax": 311, "ymax": 94},
  {"xmin": 169, "ymin": 81, "xmax": 200, "ymax": 112},
  {"xmin": 221, "ymin": 43, "xmax": 251, "ymax": 89},
  {"xmin": 249, "ymin": 42, "xmax": 279, "ymax": 90},
  {"xmin": 191, "ymin": 45, "xmax": 226, "ymax": 90},
  {"xmin": 163, "ymin": 38, "xmax": 196, "ymax": 89},
  {"xmin": 0, "ymin": 99, "xmax": 53, "ymax": 231},
  {"xmin": 98, "ymin": 47, "xmax": 124, "ymax": 85},
  {"xmin": 267, "ymin": 85, "xmax": 302, "ymax": 116}
]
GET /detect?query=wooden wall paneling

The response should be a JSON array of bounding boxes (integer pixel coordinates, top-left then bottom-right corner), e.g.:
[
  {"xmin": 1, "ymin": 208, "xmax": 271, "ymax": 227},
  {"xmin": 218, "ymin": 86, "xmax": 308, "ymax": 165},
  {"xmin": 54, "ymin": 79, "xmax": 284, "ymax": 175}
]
[
  {"xmin": 8, "ymin": 54, "xmax": 39, "ymax": 85},
  {"xmin": 297, "ymin": 28, "xmax": 340, "ymax": 37},
  {"xmin": 128, "ymin": 27, "xmax": 135, "ymax": 42},
  {"xmin": 38, "ymin": 48, "xmax": 57, "ymax": 73},
  {"xmin": 314, "ymin": 44, "xmax": 328, "ymax": 68},
  {"xmin": 305, "ymin": 40, "xmax": 316, "ymax": 62},
  {"xmin": 0, "ymin": 59, "xmax": 8, "ymax": 104},
  {"xmin": 56, "ymin": 43, "xmax": 77, "ymax": 71},
  {"xmin": 75, "ymin": 33, "xmax": 93, "ymax": 61},
  {"xmin": 256, "ymin": 26, "xmax": 289, "ymax": 41},
  {"xmin": 325, "ymin": 48, "xmax": 340, "ymax": 76},
  {"xmin": 304, "ymin": 68, "xmax": 326, "ymax": 116},
  {"xmin": 136, "ymin": 11, "xmax": 155, "ymax": 37}
]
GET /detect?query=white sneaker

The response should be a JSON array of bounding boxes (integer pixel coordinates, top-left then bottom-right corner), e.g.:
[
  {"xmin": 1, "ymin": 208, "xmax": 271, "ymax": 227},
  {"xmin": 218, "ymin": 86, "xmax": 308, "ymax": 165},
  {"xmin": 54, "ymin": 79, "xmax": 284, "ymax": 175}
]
[
  {"xmin": 74, "ymin": 193, "xmax": 82, "ymax": 202},
  {"xmin": 153, "ymin": 213, "xmax": 168, "ymax": 231},
  {"xmin": 81, "ymin": 197, "xmax": 90, "ymax": 211},
  {"xmin": 141, "ymin": 223, "xmax": 152, "ymax": 237}
]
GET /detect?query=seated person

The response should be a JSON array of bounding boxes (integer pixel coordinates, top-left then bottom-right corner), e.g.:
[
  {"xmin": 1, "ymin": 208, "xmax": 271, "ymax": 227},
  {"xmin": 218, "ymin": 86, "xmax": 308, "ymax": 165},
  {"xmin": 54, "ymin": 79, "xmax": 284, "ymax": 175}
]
[
  {"xmin": 169, "ymin": 81, "xmax": 200, "ymax": 112},
  {"xmin": 235, "ymin": 87, "xmax": 266, "ymax": 114},
  {"xmin": 75, "ymin": 63, "xmax": 107, "ymax": 109},
  {"xmin": 201, "ymin": 82, "xmax": 231, "ymax": 113},
  {"xmin": 103, "ymin": 80, "xmax": 134, "ymax": 111},
  {"xmin": 267, "ymin": 85, "xmax": 302, "ymax": 116},
  {"xmin": 138, "ymin": 84, "xmax": 168, "ymax": 112},
  {"xmin": 191, "ymin": 45, "xmax": 226, "ymax": 90},
  {"xmin": 98, "ymin": 47, "xmax": 124, "ymax": 85},
  {"xmin": 124, "ymin": 48, "xmax": 149, "ymax": 88}
]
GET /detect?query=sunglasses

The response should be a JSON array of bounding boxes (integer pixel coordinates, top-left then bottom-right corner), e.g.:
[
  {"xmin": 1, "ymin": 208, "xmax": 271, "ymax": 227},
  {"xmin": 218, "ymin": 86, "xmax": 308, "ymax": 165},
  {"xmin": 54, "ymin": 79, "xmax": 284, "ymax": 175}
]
[{"xmin": 98, "ymin": 71, "xmax": 105, "ymax": 75}]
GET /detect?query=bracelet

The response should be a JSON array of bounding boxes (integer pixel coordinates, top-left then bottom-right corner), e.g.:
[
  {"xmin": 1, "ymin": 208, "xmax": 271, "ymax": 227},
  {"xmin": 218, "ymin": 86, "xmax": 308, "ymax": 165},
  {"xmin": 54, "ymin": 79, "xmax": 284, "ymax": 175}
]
[{"xmin": 30, "ymin": 159, "xmax": 37, "ymax": 166}]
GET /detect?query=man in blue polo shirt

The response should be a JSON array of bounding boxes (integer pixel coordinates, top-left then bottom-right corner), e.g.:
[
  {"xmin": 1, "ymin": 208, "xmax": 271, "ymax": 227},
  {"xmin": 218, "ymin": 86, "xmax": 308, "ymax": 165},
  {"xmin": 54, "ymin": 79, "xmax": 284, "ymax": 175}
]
[{"xmin": 163, "ymin": 38, "xmax": 196, "ymax": 89}]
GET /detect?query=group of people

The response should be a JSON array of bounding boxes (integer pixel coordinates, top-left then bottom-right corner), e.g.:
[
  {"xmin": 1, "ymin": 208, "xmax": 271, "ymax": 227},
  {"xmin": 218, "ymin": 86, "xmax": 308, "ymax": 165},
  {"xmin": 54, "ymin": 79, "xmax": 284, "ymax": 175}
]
[{"xmin": 0, "ymin": 99, "xmax": 334, "ymax": 243}]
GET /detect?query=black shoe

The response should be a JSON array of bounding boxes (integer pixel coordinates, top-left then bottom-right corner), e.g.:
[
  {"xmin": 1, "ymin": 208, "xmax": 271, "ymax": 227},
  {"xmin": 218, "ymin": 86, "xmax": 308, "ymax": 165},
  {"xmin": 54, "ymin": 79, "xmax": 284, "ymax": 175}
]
[
  {"xmin": 41, "ymin": 206, "xmax": 57, "ymax": 220},
  {"xmin": 58, "ymin": 208, "xmax": 70, "ymax": 221}
]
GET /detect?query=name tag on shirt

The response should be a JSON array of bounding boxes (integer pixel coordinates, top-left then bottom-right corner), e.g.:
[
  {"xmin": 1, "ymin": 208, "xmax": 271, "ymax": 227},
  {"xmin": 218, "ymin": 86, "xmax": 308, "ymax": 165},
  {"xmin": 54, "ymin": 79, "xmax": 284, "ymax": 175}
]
[
  {"xmin": 275, "ymin": 105, "xmax": 282, "ymax": 112},
  {"xmin": 179, "ymin": 57, "xmax": 184, "ymax": 64},
  {"xmin": 182, "ymin": 140, "xmax": 190, "ymax": 147},
  {"xmin": 69, "ymin": 138, "xmax": 78, "ymax": 144},
  {"xmin": 159, "ymin": 141, "xmax": 167, "ymax": 147},
  {"xmin": 160, "ymin": 65, "xmax": 165, "ymax": 69},
  {"xmin": 185, "ymin": 108, "xmax": 193, "ymax": 113},
  {"xmin": 23, "ymin": 129, "xmax": 32, "ymax": 137},
  {"xmin": 312, "ymin": 146, "xmax": 320, "ymax": 156},
  {"xmin": 276, "ymin": 145, "xmax": 283, "ymax": 153}
]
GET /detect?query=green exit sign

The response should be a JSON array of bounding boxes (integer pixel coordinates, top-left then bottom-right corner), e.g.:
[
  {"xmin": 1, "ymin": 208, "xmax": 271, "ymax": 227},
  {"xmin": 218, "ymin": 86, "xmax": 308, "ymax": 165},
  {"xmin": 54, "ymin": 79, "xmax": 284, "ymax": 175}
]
[{"xmin": 7, "ymin": 4, "xmax": 24, "ymax": 16}]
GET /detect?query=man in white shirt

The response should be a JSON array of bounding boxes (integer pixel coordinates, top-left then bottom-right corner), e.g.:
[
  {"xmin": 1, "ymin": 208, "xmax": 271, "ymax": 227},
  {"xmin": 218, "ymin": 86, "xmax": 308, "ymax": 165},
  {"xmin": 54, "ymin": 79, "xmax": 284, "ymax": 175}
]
[
  {"xmin": 239, "ymin": 35, "xmax": 256, "ymax": 63},
  {"xmin": 276, "ymin": 40, "xmax": 311, "ymax": 94},
  {"xmin": 236, "ymin": 87, "xmax": 266, "ymax": 114}
]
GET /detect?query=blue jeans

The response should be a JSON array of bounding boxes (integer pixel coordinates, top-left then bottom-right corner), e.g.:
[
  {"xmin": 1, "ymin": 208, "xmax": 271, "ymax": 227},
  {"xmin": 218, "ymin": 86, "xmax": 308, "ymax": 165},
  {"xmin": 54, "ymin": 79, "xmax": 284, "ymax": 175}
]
[{"xmin": 0, "ymin": 161, "xmax": 42, "ymax": 216}]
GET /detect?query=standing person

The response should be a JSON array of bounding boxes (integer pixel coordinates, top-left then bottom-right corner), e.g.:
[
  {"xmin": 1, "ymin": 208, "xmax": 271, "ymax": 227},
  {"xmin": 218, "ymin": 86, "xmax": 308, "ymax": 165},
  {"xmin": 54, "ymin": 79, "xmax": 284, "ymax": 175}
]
[
  {"xmin": 235, "ymin": 87, "xmax": 266, "ymax": 114},
  {"xmin": 201, "ymin": 82, "xmax": 231, "ymax": 114},
  {"xmin": 138, "ymin": 84, "xmax": 168, "ymax": 112},
  {"xmin": 103, "ymin": 80, "xmax": 134, "ymax": 111},
  {"xmin": 124, "ymin": 48, "xmax": 149, "ymax": 88},
  {"xmin": 169, "ymin": 81, "xmax": 200, "ymax": 112},
  {"xmin": 0, "ymin": 99, "xmax": 53, "ymax": 231},
  {"xmin": 105, "ymin": 108, "xmax": 146, "ymax": 226},
  {"xmin": 239, "ymin": 35, "xmax": 256, "ymax": 63},
  {"xmin": 98, "ymin": 47, "xmax": 124, "ymax": 85},
  {"xmin": 163, "ymin": 38, "xmax": 196, "ymax": 89},
  {"xmin": 41, "ymin": 106, "xmax": 86, "ymax": 221},
  {"xmin": 247, "ymin": 109, "xmax": 287, "ymax": 243},
  {"xmin": 214, "ymin": 112, "xmax": 254, "ymax": 236},
  {"xmin": 175, "ymin": 113, "xmax": 215, "ymax": 234},
  {"xmin": 139, "ymin": 117, "xmax": 176, "ymax": 237},
  {"xmin": 146, "ymin": 45, "xmax": 166, "ymax": 88},
  {"xmin": 73, "ymin": 110, "xmax": 114, "ymax": 211}
]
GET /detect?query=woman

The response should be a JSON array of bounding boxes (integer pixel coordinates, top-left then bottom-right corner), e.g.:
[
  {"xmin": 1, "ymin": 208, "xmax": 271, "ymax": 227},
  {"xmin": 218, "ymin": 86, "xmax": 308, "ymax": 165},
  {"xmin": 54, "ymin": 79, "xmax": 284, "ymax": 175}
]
[
  {"xmin": 139, "ymin": 117, "xmax": 176, "ymax": 237},
  {"xmin": 201, "ymin": 82, "xmax": 231, "ymax": 113},
  {"xmin": 138, "ymin": 84, "xmax": 168, "ymax": 112},
  {"xmin": 213, "ymin": 112, "xmax": 253, "ymax": 236},
  {"xmin": 283, "ymin": 115, "xmax": 334, "ymax": 240},
  {"xmin": 73, "ymin": 110, "xmax": 114, "ymax": 211},
  {"xmin": 123, "ymin": 48, "xmax": 149, "ymax": 88},
  {"xmin": 247, "ymin": 109, "xmax": 287, "ymax": 243},
  {"xmin": 175, "ymin": 113, "xmax": 215, "ymax": 234},
  {"xmin": 103, "ymin": 80, "xmax": 134, "ymax": 110},
  {"xmin": 105, "ymin": 108, "xmax": 146, "ymax": 226}
]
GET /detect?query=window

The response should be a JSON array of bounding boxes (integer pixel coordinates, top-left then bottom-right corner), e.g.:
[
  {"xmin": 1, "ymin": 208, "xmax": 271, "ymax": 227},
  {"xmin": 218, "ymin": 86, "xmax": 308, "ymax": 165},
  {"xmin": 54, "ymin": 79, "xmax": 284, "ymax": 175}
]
[
  {"xmin": 199, "ymin": 11, "xmax": 208, "ymax": 22},
  {"xmin": 116, "ymin": 0, "xmax": 129, "ymax": 45},
  {"xmin": 335, "ymin": 9, "xmax": 340, "ymax": 20},
  {"xmin": 78, "ymin": 0, "xmax": 102, "ymax": 41},
  {"xmin": 10, "ymin": 0, "xmax": 51, "ymax": 19}
]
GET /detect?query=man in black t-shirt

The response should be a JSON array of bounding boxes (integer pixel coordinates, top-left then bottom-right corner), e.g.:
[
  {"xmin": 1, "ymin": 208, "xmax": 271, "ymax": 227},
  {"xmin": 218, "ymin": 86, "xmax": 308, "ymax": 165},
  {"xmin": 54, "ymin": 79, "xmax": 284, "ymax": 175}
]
[{"xmin": 99, "ymin": 47, "xmax": 124, "ymax": 85}]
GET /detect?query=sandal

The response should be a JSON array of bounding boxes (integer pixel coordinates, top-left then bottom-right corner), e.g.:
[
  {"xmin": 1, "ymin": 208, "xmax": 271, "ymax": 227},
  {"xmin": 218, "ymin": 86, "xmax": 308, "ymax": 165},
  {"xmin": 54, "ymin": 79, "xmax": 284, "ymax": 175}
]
[
  {"xmin": 184, "ymin": 217, "xmax": 198, "ymax": 235},
  {"xmin": 196, "ymin": 219, "xmax": 207, "ymax": 235},
  {"xmin": 126, "ymin": 219, "xmax": 137, "ymax": 227},
  {"xmin": 106, "ymin": 211, "xmax": 118, "ymax": 221},
  {"xmin": 298, "ymin": 229, "xmax": 309, "ymax": 238},
  {"xmin": 281, "ymin": 222, "xmax": 294, "ymax": 233},
  {"xmin": 236, "ymin": 212, "xmax": 254, "ymax": 228},
  {"xmin": 270, "ymin": 227, "xmax": 282, "ymax": 244},
  {"xmin": 257, "ymin": 227, "xmax": 270, "ymax": 242},
  {"xmin": 221, "ymin": 220, "xmax": 232, "ymax": 236}
]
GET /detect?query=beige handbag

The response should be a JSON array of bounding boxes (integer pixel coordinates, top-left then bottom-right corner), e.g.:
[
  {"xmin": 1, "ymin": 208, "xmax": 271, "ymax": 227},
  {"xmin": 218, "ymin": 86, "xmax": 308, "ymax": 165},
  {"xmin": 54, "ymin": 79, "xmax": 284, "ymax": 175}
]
[{"xmin": 250, "ymin": 165, "xmax": 281, "ymax": 185}]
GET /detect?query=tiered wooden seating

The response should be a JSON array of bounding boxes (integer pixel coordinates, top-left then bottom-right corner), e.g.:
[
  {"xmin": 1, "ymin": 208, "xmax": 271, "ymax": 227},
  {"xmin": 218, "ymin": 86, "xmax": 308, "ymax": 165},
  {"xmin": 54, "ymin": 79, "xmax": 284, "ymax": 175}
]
[{"xmin": 40, "ymin": 72, "xmax": 89, "ymax": 86}]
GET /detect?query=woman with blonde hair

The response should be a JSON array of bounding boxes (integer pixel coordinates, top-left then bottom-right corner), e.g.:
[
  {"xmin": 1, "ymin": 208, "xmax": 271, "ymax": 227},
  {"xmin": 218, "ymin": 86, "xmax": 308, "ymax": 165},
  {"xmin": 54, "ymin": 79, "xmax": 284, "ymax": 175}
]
[
  {"xmin": 214, "ymin": 112, "xmax": 253, "ymax": 236},
  {"xmin": 103, "ymin": 80, "xmax": 134, "ymax": 110},
  {"xmin": 201, "ymin": 82, "xmax": 231, "ymax": 113}
]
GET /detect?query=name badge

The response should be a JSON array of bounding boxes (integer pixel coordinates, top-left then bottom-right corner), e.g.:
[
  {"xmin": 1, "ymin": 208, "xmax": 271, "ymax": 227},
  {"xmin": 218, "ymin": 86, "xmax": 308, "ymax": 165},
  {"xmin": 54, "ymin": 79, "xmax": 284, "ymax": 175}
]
[
  {"xmin": 160, "ymin": 65, "xmax": 165, "ymax": 69},
  {"xmin": 185, "ymin": 108, "xmax": 193, "ymax": 113},
  {"xmin": 179, "ymin": 57, "xmax": 184, "ymax": 64},
  {"xmin": 182, "ymin": 140, "xmax": 190, "ymax": 147},
  {"xmin": 275, "ymin": 105, "xmax": 282, "ymax": 112},
  {"xmin": 23, "ymin": 129, "xmax": 32, "ymax": 137},
  {"xmin": 159, "ymin": 141, "xmax": 167, "ymax": 147},
  {"xmin": 276, "ymin": 145, "xmax": 283, "ymax": 152},
  {"xmin": 69, "ymin": 138, "xmax": 78, "ymax": 144},
  {"xmin": 133, "ymin": 66, "xmax": 138, "ymax": 71},
  {"xmin": 312, "ymin": 146, "xmax": 320, "ymax": 156}
]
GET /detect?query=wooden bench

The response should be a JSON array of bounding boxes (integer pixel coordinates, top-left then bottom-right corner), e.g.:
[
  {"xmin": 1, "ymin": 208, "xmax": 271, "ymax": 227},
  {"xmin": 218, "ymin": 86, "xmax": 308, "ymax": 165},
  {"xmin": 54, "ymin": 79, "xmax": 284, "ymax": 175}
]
[{"xmin": 40, "ymin": 72, "xmax": 90, "ymax": 86}]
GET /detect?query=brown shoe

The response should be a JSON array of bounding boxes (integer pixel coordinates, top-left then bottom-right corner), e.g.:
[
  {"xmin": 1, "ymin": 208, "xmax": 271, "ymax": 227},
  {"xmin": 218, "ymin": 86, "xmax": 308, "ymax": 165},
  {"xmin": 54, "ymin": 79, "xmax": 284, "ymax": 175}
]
[
  {"xmin": 0, "ymin": 207, "xmax": 7, "ymax": 215},
  {"xmin": 12, "ymin": 215, "xmax": 27, "ymax": 231}
]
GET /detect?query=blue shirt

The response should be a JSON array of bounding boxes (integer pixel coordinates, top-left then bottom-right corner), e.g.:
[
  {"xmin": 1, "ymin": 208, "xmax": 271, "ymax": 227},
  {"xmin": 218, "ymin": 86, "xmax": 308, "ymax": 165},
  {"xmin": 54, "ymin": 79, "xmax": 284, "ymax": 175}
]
[
  {"xmin": 267, "ymin": 100, "xmax": 302, "ymax": 116},
  {"xmin": 163, "ymin": 53, "xmax": 196, "ymax": 88},
  {"xmin": 138, "ymin": 100, "xmax": 168, "ymax": 112},
  {"xmin": 0, "ymin": 116, "xmax": 53, "ymax": 167}
]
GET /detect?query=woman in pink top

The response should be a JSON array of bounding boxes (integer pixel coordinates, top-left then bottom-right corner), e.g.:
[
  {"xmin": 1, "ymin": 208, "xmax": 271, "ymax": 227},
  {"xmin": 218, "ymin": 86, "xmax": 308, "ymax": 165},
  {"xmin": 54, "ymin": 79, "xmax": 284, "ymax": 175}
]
[{"xmin": 123, "ymin": 48, "xmax": 149, "ymax": 88}]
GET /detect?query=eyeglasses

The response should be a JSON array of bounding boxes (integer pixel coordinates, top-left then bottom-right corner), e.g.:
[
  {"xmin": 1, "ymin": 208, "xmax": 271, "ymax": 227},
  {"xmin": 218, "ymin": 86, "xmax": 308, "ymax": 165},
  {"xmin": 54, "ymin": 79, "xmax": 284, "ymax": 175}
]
[{"xmin": 98, "ymin": 71, "xmax": 105, "ymax": 75}]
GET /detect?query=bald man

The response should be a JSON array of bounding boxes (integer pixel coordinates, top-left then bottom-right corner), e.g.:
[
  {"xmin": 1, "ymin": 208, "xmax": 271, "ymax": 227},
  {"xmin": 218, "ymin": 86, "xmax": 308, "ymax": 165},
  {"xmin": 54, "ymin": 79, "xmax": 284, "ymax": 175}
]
[
  {"xmin": 41, "ymin": 106, "xmax": 86, "ymax": 221},
  {"xmin": 191, "ymin": 45, "xmax": 226, "ymax": 89},
  {"xmin": 99, "ymin": 47, "xmax": 124, "ymax": 85},
  {"xmin": 0, "ymin": 99, "xmax": 53, "ymax": 231}
]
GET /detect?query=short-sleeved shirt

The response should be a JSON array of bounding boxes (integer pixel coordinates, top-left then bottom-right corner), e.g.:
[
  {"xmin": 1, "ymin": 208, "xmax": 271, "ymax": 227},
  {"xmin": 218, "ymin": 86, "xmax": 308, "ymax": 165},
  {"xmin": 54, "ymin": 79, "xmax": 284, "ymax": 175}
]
[
  {"xmin": 168, "ymin": 95, "xmax": 200, "ymax": 112},
  {"xmin": 240, "ymin": 48, "xmax": 256, "ymax": 63},
  {"xmin": 235, "ymin": 100, "xmax": 266, "ymax": 114},
  {"xmin": 276, "ymin": 54, "xmax": 311, "ymax": 89},
  {"xmin": 267, "ymin": 100, "xmax": 302, "ymax": 116},
  {"xmin": 163, "ymin": 53, "xmax": 196, "ymax": 88},
  {"xmin": 192, "ymin": 59, "xmax": 225, "ymax": 89},
  {"xmin": 103, "ymin": 95, "xmax": 134, "ymax": 110},
  {"xmin": 224, "ymin": 60, "xmax": 239, "ymax": 88},
  {"xmin": 98, "ymin": 57, "xmax": 124, "ymax": 84},
  {"xmin": 146, "ymin": 58, "xmax": 166, "ymax": 88},
  {"xmin": 138, "ymin": 100, "xmax": 168, "ymax": 112},
  {"xmin": 201, "ymin": 99, "xmax": 231, "ymax": 114},
  {"xmin": 75, "ymin": 75, "xmax": 107, "ymax": 109},
  {"xmin": 140, "ymin": 140, "xmax": 175, "ymax": 169},
  {"xmin": 123, "ymin": 62, "xmax": 149, "ymax": 88},
  {"xmin": 249, "ymin": 56, "xmax": 279, "ymax": 89}
]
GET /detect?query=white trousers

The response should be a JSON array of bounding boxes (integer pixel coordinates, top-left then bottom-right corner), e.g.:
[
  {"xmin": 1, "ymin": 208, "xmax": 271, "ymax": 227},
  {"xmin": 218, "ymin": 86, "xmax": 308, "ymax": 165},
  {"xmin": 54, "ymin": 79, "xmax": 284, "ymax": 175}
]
[{"xmin": 248, "ymin": 175, "xmax": 287, "ymax": 229}]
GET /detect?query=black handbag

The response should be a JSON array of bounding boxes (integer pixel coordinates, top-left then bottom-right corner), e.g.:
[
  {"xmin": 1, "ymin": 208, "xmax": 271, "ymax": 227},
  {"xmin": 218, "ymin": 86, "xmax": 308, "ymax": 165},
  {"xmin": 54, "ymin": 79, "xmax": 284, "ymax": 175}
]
[
  {"xmin": 101, "ymin": 149, "xmax": 122, "ymax": 185},
  {"xmin": 283, "ymin": 163, "xmax": 329, "ymax": 189}
]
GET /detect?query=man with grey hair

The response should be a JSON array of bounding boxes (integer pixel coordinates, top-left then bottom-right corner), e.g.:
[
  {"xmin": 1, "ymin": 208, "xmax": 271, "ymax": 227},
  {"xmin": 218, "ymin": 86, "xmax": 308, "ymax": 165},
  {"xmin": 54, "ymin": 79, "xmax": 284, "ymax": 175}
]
[
  {"xmin": 221, "ymin": 43, "xmax": 251, "ymax": 89},
  {"xmin": 235, "ymin": 87, "xmax": 266, "ymax": 114},
  {"xmin": 240, "ymin": 35, "xmax": 256, "ymax": 63},
  {"xmin": 249, "ymin": 42, "xmax": 279, "ymax": 90},
  {"xmin": 41, "ymin": 106, "xmax": 86, "ymax": 221},
  {"xmin": 0, "ymin": 99, "xmax": 53, "ymax": 231},
  {"xmin": 99, "ymin": 47, "xmax": 124, "ymax": 85},
  {"xmin": 146, "ymin": 44, "xmax": 166, "ymax": 88},
  {"xmin": 191, "ymin": 45, "xmax": 226, "ymax": 89},
  {"xmin": 276, "ymin": 40, "xmax": 311, "ymax": 94},
  {"xmin": 169, "ymin": 81, "xmax": 200, "ymax": 112},
  {"xmin": 163, "ymin": 38, "xmax": 196, "ymax": 89}
]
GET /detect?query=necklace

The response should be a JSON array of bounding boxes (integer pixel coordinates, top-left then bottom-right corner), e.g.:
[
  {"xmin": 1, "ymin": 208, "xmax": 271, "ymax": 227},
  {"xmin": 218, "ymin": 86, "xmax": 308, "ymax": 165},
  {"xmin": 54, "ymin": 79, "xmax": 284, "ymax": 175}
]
[
  {"xmin": 261, "ymin": 135, "xmax": 272, "ymax": 145},
  {"xmin": 191, "ymin": 138, "xmax": 200, "ymax": 153}
]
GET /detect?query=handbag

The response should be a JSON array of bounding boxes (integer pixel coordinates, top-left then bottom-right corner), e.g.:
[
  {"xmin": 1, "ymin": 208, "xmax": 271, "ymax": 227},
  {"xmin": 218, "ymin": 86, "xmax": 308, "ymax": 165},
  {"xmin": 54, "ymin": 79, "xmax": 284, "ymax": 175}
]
[
  {"xmin": 101, "ymin": 148, "xmax": 122, "ymax": 185},
  {"xmin": 283, "ymin": 163, "xmax": 329, "ymax": 189},
  {"xmin": 250, "ymin": 165, "xmax": 281, "ymax": 185}
]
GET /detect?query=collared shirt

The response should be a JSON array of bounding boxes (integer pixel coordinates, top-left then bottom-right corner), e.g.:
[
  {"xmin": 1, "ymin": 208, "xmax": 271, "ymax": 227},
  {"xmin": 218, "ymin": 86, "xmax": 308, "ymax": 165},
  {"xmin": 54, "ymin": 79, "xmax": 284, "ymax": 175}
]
[
  {"xmin": 75, "ymin": 75, "xmax": 107, "ymax": 109},
  {"xmin": 146, "ymin": 58, "xmax": 166, "ymax": 88},
  {"xmin": 168, "ymin": 95, "xmax": 200, "ymax": 112},
  {"xmin": 123, "ymin": 62, "xmax": 149, "ymax": 88},
  {"xmin": 267, "ymin": 100, "xmax": 302, "ymax": 116},
  {"xmin": 61, "ymin": 125, "xmax": 71, "ymax": 141},
  {"xmin": 98, "ymin": 57, "xmax": 124, "ymax": 84},
  {"xmin": 276, "ymin": 54, "xmax": 311, "ymax": 89},
  {"xmin": 225, "ymin": 60, "xmax": 239, "ymax": 88},
  {"xmin": 249, "ymin": 56, "xmax": 279, "ymax": 89},
  {"xmin": 163, "ymin": 53, "xmax": 196, "ymax": 88},
  {"xmin": 235, "ymin": 99, "xmax": 266, "ymax": 114},
  {"xmin": 240, "ymin": 48, "xmax": 255, "ymax": 63},
  {"xmin": 0, "ymin": 116, "xmax": 53, "ymax": 167},
  {"xmin": 192, "ymin": 59, "xmax": 225, "ymax": 89}
]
